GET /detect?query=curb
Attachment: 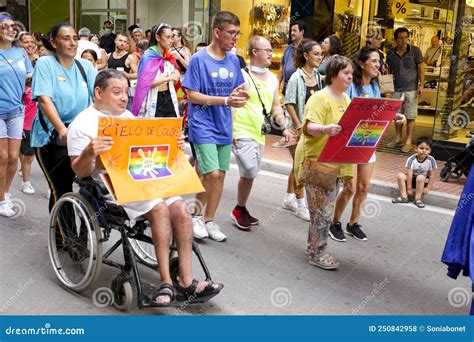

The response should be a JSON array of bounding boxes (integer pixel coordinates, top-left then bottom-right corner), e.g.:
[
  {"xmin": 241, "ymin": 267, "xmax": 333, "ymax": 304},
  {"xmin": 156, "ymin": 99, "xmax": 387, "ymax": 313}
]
[{"xmin": 185, "ymin": 145, "xmax": 459, "ymax": 211}]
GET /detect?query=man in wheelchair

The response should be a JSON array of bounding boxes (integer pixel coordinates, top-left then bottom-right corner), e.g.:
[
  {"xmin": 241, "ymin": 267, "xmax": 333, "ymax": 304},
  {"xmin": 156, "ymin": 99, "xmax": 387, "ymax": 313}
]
[{"xmin": 66, "ymin": 69, "xmax": 223, "ymax": 305}]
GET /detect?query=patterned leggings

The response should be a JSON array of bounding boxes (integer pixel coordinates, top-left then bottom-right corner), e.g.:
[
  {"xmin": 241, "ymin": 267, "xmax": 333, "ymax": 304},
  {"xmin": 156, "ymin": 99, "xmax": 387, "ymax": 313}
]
[{"xmin": 305, "ymin": 181, "xmax": 341, "ymax": 256}]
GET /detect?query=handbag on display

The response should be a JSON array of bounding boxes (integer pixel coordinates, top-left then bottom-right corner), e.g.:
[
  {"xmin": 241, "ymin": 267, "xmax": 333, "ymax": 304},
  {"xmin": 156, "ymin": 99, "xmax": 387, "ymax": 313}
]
[{"xmin": 298, "ymin": 158, "xmax": 340, "ymax": 191}]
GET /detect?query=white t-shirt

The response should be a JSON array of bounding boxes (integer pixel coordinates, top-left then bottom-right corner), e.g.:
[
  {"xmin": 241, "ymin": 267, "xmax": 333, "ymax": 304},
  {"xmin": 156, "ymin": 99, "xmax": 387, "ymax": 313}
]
[
  {"xmin": 67, "ymin": 105, "xmax": 179, "ymax": 219},
  {"xmin": 76, "ymin": 40, "xmax": 101, "ymax": 60},
  {"xmin": 405, "ymin": 154, "xmax": 437, "ymax": 178}
]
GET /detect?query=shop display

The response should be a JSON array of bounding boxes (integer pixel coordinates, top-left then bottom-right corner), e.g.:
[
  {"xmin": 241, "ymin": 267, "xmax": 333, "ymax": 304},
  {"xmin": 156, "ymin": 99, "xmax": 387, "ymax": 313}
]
[{"xmin": 250, "ymin": 3, "xmax": 290, "ymax": 49}]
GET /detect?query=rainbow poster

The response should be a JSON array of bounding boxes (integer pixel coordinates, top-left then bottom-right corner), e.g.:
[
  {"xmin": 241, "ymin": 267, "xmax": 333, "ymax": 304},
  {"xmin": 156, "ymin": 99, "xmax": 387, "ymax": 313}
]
[
  {"xmin": 128, "ymin": 145, "xmax": 173, "ymax": 180},
  {"xmin": 98, "ymin": 117, "xmax": 204, "ymax": 204},
  {"xmin": 346, "ymin": 120, "xmax": 389, "ymax": 148}
]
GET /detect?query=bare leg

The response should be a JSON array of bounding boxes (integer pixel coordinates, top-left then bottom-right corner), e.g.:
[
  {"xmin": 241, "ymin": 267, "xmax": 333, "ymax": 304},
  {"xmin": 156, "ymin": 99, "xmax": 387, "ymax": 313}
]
[
  {"xmin": 333, "ymin": 178, "xmax": 355, "ymax": 223},
  {"xmin": 21, "ymin": 155, "xmax": 35, "ymax": 183},
  {"xmin": 405, "ymin": 119, "xmax": 415, "ymax": 146},
  {"xmin": 415, "ymin": 175, "xmax": 426, "ymax": 201},
  {"xmin": 0, "ymin": 139, "xmax": 8, "ymax": 202},
  {"xmin": 144, "ymin": 203, "xmax": 172, "ymax": 303},
  {"xmin": 168, "ymin": 200, "xmax": 194, "ymax": 287},
  {"xmin": 237, "ymin": 177, "xmax": 254, "ymax": 207},
  {"xmin": 202, "ymin": 170, "xmax": 225, "ymax": 221},
  {"xmin": 349, "ymin": 163, "xmax": 374, "ymax": 224},
  {"xmin": 5, "ymin": 139, "xmax": 21, "ymax": 194},
  {"xmin": 397, "ymin": 173, "xmax": 408, "ymax": 198}
]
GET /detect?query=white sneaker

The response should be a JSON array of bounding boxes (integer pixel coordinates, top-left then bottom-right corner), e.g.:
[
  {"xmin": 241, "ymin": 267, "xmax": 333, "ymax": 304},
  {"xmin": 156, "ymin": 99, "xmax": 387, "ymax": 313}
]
[
  {"xmin": 0, "ymin": 201, "xmax": 15, "ymax": 217},
  {"xmin": 21, "ymin": 182, "xmax": 35, "ymax": 195},
  {"xmin": 18, "ymin": 170, "xmax": 22, "ymax": 177},
  {"xmin": 192, "ymin": 215, "xmax": 208, "ymax": 239},
  {"xmin": 282, "ymin": 197, "xmax": 297, "ymax": 211},
  {"xmin": 205, "ymin": 221, "xmax": 227, "ymax": 242},
  {"xmin": 4, "ymin": 193, "xmax": 12, "ymax": 206},
  {"xmin": 295, "ymin": 206, "xmax": 311, "ymax": 221}
]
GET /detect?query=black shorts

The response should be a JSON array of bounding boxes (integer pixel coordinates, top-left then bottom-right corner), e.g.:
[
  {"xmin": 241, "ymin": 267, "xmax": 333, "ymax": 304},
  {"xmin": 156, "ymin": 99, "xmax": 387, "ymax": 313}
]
[
  {"xmin": 408, "ymin": 175, "xmax": 428, "ymax": 189},
  {"xmin": 155, "ymin": 90, "xmax": 177, "ymax": 118},
  {"xmin": 20, "ymin": 130, "xmax": 34, "ymax": 157}
]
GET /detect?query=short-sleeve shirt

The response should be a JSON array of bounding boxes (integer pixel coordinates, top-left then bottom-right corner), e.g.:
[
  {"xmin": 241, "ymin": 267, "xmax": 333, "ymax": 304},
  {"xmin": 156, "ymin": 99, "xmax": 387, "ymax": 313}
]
[
  {"xmin": 0, "ymin": 46, "xmax": 33, "ymax": 115},
  {"xmin": 182, "ymin": 48, "xmax": 245, "ymax": 145},
  {"xmin": 281, "ymin": 43, "xmax": 296, "ymax": 94},
  {"xmin": 30, "ymin": 56, "xmax": 97, "ymax": 147},
  {"xmin": 405, "ymin": 154, "xmax": 437, "ymax": 178},
  {"xmin": 294, "ymin": 87, "xmax": 353, "ymax": 185},
  {"xmin": 346, "ymin": 81, "xmax": 381, "ymax": 99},
  {"xmin": 386, "ymin": 44, "xmax": 423, "ymax": 92},
  {"xmin": 424, "ymin": 46, "xmax": 441, "ymax": 65}
]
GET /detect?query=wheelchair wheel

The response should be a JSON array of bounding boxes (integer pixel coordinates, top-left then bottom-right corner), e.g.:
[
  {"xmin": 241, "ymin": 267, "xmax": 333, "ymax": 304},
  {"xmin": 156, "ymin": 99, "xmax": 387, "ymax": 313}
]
[
  {"xmin": 169, "ymin": 256, "xmax": 180, "ymax": 286},
  {"xmin": 48, "ymin": 192, "xmax": 103, "ymax": 292},
  {"xmin": 129, "ymin": 223, "xmax": 158, "ymax": 269},
  {"xmin": 111, "ymin": 278, "xmax": 133, "ymax": 311}
]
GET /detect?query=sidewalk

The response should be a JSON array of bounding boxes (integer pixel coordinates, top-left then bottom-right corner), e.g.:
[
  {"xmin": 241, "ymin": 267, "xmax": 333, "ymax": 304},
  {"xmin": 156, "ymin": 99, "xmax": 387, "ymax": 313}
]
[{"xmin": 259, "ymin": 135, "xmax": 465, "ymax": 210}]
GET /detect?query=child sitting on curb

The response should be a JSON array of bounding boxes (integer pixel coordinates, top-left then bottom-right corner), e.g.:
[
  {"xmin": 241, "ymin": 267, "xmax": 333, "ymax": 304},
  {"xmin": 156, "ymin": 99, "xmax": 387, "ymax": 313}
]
[{"xmin": 392, "ymin": 137, "xmax": 437, "ymax": 208}]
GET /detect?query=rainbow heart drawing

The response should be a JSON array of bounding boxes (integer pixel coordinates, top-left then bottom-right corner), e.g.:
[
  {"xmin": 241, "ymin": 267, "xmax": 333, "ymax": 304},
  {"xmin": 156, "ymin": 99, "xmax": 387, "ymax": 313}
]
[{"xmin": 128, "ymin": 145, "xmax": 173, "ymax": 180}]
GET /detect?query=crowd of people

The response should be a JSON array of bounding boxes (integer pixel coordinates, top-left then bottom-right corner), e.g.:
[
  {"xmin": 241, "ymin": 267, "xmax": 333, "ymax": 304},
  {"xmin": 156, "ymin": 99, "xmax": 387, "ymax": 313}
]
[{"xmin": 0, "ymin": 9, "xmax": 436, "ymax": 277}]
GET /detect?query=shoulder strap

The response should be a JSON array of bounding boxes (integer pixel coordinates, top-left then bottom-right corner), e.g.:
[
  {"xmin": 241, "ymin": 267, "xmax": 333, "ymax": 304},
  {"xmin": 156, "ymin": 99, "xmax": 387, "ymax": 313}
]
[
  {"xmin": 244, "ymin": 68, "xmax": 268, "ymax": 116},
  {"xmin": 74, "ymin": 59, "xmax": 88, "ymax": 84}
]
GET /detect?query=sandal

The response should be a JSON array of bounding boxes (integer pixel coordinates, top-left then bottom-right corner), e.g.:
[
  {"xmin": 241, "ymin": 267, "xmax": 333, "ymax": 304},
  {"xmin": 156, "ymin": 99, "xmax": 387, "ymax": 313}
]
[
  {"xmin": 401, "ymin": 144, "xmax": 412, "ymax": 153},
  {"xmin": 176, "ymin": 279, "xmax": 223, "ymax": 303},
  {"xmin": 386, "ymin": 141, "xmax": 402, "ymax": 148},
  {"xmin": 414, "ymin": 199, "xmax": 425, "ymax": 208},
  {"xmin": 392, "ymin": 196, "xmax": 409, "ymax": 204},
  {"xmin": 149, "ymin": 283, "xmax": 176, "ymax": 306},
  {"xmin": 308, "ymin": 253, "xmax": 340, "ymax": 270}
]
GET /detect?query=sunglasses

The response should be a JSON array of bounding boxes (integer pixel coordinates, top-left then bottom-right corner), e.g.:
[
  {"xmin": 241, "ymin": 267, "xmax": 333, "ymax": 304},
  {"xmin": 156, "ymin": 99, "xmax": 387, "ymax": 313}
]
[{"xmin": 1, "ymin": 23, "xmax": 18, "ymax": 31}]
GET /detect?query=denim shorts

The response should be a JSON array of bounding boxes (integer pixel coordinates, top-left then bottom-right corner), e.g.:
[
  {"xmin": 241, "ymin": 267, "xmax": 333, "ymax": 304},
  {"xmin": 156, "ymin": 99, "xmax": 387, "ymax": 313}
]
[{"xmin": 0, "ymin": 106, "xmax": 24, "ymax": 139}]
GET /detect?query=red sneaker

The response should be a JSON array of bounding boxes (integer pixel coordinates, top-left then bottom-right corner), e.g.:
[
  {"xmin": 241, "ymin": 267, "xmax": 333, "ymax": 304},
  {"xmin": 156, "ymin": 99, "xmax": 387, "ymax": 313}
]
[{"xmin": 230, "ymin": 207, "xmax": 252, "ymax": 230}]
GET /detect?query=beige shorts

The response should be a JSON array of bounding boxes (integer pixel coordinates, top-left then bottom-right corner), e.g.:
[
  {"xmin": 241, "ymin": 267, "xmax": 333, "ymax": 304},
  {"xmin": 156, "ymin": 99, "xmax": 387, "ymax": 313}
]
[{"xmin": 393, "ymin": 91, "xmax": 418, "ymax": 120}]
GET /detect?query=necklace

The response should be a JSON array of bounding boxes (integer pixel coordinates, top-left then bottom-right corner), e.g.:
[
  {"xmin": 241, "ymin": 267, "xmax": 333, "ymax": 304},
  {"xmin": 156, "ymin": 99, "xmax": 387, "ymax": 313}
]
[{"xmin": 300, "ymin": 67, "xmax": 314, "ymax": 80}]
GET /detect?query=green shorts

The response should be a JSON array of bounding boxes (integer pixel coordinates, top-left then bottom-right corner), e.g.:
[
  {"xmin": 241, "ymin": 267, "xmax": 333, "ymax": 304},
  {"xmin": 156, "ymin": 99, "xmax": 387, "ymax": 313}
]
[{"xmin": 193, "ymin": 143, "xmax": 232, "ymax": 175}]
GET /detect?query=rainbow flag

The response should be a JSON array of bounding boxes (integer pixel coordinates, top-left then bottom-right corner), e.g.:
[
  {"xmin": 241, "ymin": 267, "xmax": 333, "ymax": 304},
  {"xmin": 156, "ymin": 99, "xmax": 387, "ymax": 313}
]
[{"xmin": 128, "ymin": 145, "xmax": 173, "ymax": 180}]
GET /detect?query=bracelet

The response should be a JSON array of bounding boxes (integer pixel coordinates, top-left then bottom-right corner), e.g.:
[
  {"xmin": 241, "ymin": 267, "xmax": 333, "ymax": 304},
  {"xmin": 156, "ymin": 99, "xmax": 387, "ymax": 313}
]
[{"xmin": 224, "ymin": 96, "xmax": 229, "ymax": 106}]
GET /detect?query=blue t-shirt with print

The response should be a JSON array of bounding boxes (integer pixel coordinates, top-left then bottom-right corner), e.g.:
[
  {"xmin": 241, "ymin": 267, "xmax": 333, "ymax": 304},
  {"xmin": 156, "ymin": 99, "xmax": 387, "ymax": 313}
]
[
  {"xmin": 183, "ymin": 49, "xmax": 245, "ymax": 145},
  {"xmin": 0, "ymin": 46, "xmax": 33, "ymax": 115},
  {"xmin": 347, "ymin": 81, "xmax": 381, "ymax": 100},
  {"xmin": 30, "ymin": 56, "xmax": 97, "ymax": 147}
]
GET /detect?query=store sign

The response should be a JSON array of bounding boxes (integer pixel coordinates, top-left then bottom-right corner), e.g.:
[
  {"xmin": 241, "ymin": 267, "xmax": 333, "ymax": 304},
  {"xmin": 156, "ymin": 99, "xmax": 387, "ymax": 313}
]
[{"xmin": 391, "ymin": 0, "xmax": 412, "ymax": 18}]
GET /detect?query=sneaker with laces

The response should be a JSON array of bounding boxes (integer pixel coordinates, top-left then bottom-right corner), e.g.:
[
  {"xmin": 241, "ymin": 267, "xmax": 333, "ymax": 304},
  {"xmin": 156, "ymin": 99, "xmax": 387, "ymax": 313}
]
[
  {"xmin": 192, "ymin": 215, "xmax": 208, "ymax": 239},
  {"xmin": 205, "ymin": 221, "xmax": 227, "ymax": 242},
  {"xmin": 329, "ymin": 221, "xmax": 347, "ymax": 242},
  {"xmin": 282, "ymin": 197, "xmax": 297, "ymax": 211},
  {"xmin": 0, "ymin": 201, "xmax": 15, "ymax": 217},
  {"xmin": 295, "ymin": 206, "xmax": 310, "ymax": 221},
  {"xmin": 243, "ymin": 207, "xmax": 259, "ymax": 226},
  {"xmin": 346, "ymin": 223, "xmax": 368, "ymax": 241},
  {"xmin": 230, "ymin": 207, "xmax": 252, "ymax": 230},
  {"xmin": 21, "ymin": 181, "xmax": 35, "ymax": 195},
  {"xmin": 4, "ymin": 193, "xmax": 12, "ymax": 206}
]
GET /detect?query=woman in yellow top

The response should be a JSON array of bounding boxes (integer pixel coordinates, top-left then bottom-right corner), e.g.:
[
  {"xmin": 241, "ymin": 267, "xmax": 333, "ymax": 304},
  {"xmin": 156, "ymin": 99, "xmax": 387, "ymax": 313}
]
[{"xmin": 295, "ymin": 55, "xmax": 354, "ymax": 270}]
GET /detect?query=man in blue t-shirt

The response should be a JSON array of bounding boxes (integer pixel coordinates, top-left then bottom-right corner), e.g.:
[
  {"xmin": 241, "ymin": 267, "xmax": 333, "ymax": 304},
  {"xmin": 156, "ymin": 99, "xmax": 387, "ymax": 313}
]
[
  {"xmin": 183, "ymin": 11, "xmax": 248, "ymax": 242},
  {"xmin": 278, "ymin": 21, "xmax": 305, "ymax": 95}
]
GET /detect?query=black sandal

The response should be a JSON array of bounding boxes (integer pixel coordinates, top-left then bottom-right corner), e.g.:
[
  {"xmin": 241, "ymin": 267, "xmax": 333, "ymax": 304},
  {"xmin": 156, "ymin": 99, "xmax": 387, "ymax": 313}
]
[
  {"xmin": 148, "ymin": 283, "xmax": 176, "ymax": 306},
  {"xmin": 176, "ymin": 279, "xmax": 223, "ymax": 303}
]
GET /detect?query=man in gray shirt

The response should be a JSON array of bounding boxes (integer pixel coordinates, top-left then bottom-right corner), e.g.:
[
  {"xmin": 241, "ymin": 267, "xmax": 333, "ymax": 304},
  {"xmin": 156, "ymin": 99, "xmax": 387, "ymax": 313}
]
[{"xmin": 386, "ymin": 27, "xmax": 424, "ymax": 153}]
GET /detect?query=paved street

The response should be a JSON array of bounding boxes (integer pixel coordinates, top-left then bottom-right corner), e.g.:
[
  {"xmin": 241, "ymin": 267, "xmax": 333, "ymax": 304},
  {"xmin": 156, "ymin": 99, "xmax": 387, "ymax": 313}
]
[{"xmin": 0, "ymin": 162, "xmax": 470, "ymax": 316}]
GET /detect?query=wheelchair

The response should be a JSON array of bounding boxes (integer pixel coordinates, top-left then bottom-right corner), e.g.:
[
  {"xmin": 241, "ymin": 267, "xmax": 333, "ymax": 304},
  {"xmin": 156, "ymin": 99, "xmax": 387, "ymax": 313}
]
[{"xmin": 47, "ymin": 177, "xmax": 218, "ymax": 311}]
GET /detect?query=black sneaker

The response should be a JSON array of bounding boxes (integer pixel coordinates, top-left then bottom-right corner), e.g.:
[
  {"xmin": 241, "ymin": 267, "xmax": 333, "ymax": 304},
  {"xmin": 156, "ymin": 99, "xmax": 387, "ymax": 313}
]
[
  {"xmin": 346, "ymin": 223, "xmax": 368, "ymax": 241},
  {"xmin": 329, "ymin": 221, "xmax": 346, "ymax": 242}
]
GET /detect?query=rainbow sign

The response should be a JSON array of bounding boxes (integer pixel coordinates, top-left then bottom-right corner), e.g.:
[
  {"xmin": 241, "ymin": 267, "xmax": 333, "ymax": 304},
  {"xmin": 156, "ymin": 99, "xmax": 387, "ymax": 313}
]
[
  {"xmin": 346, "ymin": 120, "xmax": 389, "ymax": 148},
  {"xmin": 128, "ymin": 145, "xmax": 173, "ymax": 181}
]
